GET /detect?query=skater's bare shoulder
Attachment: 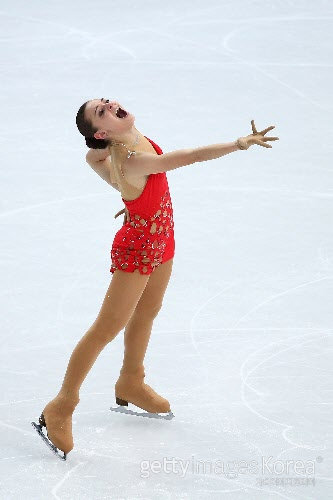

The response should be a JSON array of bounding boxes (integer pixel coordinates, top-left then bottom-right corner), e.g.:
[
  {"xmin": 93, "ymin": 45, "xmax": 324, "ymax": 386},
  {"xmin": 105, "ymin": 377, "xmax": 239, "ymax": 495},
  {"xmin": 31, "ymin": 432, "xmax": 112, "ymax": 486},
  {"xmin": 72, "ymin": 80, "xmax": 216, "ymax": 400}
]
[{"xmin": 85, "ymin": 148, "xmax": 119, "ymax": 190}]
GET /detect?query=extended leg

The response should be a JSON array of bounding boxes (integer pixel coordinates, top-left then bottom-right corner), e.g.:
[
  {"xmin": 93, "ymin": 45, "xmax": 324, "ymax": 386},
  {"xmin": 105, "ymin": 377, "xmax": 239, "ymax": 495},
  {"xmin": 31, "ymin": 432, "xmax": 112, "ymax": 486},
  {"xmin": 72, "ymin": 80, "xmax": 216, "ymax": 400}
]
[
  {"xmin": 57, "ymin": 268, "xmax": 149, "ymax": 400},
  {"xmin": 33, "ymin": 269, "xmax": 149, "ymax": 457}
]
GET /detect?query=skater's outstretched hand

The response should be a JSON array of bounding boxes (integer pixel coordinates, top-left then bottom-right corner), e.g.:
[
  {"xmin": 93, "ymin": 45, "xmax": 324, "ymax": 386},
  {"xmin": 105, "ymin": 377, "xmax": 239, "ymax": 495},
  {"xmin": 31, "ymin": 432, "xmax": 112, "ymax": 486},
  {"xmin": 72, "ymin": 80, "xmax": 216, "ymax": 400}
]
[
  {"xmin": 114, "ymin": 206, "xmax": 130, "ymax": 225},
  {"xmin": 237, "ymin": 120, "xmax": 279, "ymax": 150}
]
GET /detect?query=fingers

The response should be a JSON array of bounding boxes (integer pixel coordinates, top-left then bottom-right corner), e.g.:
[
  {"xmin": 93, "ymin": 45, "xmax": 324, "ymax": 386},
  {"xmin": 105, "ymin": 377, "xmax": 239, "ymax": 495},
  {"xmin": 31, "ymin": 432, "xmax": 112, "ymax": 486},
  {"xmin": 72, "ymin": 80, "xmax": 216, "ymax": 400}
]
[
  {"xmin": 114, "ymin": 207, "xmax": 130, "ymax": 223},
  {"xmin": 251, "ymin": 119, "xmax": 257, "ymax": 134},
  {"xmin": 249, "ymin": 120, "xmax": 278, "ymax": 149},
  {"xmin": 251, "ymin": 121, "xmax": 277, "ymax": 136},
  {"xmin": 252, "ymin": 138, "xmax": 272, "ymax": 148},
  {"xmin": 260, "ymin": 125, "xmax": 275, "ymax": 135},
  {"xmin": 114, "ymin": 208, "xmax": 125, "ymax": 219}
]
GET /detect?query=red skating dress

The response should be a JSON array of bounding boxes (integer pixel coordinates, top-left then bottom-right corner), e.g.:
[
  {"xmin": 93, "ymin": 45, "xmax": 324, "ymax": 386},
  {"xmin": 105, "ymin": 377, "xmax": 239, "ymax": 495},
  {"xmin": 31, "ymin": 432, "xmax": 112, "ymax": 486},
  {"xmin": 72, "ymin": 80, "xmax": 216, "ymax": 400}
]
[{"xmin": 110, "ymin": 136, "xmax": 175, "ymax": 275}]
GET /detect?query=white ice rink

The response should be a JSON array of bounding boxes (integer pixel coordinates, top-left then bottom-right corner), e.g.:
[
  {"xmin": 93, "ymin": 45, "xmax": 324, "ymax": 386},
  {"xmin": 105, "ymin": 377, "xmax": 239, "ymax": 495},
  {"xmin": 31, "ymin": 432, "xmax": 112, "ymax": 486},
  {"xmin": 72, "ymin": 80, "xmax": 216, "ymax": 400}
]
[{"xmin": 1, "ymin": 0, "xmax": 332, "ymax": 498}]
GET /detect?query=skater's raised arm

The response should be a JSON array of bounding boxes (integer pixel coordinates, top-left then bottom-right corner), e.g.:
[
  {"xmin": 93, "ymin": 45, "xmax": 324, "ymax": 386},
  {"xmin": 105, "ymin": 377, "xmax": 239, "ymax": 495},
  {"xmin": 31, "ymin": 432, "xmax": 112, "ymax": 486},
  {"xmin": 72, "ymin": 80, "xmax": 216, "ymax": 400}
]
[
  {"xmin": 123, "ymin": 120, "xmax": 279, "ymax": 178},
  {"xmin": 123, "ymin": 142, "xmax": 236, "ymax": 177}
]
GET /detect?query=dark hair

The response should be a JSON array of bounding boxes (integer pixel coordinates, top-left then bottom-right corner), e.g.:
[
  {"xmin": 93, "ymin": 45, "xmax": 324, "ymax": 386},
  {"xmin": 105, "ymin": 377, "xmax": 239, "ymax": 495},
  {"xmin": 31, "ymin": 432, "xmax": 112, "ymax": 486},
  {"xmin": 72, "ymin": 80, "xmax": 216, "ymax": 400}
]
[{"xmin": 75, "ymin": 101, "xmax": 109, "ymax": 149}]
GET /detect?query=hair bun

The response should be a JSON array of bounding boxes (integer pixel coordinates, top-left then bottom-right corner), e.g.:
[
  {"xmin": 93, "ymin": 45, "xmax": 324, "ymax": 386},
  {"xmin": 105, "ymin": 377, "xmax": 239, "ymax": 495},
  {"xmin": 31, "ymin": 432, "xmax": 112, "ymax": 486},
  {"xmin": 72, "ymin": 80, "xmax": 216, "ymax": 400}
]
[{"xmin": 85, "ymin": 136, "xmax": 109, "ymax": 149}]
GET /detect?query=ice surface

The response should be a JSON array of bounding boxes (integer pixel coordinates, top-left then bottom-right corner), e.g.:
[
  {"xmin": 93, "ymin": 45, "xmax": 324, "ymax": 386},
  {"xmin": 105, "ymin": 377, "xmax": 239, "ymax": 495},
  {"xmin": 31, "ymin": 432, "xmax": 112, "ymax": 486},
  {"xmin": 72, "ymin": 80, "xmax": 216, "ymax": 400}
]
[{"xmin": 0, "ymin": 0, "xmax": 332, "ymax": 498}]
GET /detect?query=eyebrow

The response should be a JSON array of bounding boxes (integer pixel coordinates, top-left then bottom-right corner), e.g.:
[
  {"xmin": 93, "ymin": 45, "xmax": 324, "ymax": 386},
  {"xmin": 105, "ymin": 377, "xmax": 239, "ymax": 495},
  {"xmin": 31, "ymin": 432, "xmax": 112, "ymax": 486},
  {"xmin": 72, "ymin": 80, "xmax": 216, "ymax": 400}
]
[{"xmin": 94, "ymin": 98, "xmax": 104, "ymax": 116}]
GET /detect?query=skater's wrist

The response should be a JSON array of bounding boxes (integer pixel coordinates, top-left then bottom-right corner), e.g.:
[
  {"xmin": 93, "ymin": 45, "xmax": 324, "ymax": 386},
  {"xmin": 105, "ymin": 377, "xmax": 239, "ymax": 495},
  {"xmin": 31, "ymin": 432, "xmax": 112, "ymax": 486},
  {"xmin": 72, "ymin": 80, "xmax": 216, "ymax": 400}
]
[{"xmin": 235, "ymin": 137, "xmax": 249, "ymax": 150}]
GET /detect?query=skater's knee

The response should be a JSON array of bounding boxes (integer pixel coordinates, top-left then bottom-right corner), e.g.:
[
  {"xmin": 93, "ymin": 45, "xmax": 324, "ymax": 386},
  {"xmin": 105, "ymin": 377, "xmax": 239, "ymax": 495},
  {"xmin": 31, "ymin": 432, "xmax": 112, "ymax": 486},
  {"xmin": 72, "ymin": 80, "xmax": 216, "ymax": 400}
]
[
  {"xmin": 89, "ymin": 316, "xmax": 125, "ymax": 345},
  {"xmin": 91, "ymin": 327, "xmax": 117, "ymax": 346}
]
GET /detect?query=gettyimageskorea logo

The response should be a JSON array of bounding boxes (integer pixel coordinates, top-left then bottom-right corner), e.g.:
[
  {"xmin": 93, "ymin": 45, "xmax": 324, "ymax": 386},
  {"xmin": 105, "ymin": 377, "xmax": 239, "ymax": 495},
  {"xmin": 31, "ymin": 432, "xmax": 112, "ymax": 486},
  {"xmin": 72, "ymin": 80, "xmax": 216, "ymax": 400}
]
[
  {"xmin": 255, "ymin": 455, "xmax": 322, "ymax": 487},
  {"xmin": 139, "ymin": 455, "xmax": 322, "ymax": 486}
]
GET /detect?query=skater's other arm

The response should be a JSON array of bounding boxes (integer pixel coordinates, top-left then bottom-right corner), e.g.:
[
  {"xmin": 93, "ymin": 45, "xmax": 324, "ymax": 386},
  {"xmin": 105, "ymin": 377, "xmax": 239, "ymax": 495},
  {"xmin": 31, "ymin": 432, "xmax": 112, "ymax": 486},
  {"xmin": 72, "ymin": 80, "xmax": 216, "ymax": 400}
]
[
  {"xmin": 123, "ymin": 120, "xmax": 279, "ymax": 178},
  {"xmin": 86, "ymin": 147, "xmax": 130, "ymax": 222}
]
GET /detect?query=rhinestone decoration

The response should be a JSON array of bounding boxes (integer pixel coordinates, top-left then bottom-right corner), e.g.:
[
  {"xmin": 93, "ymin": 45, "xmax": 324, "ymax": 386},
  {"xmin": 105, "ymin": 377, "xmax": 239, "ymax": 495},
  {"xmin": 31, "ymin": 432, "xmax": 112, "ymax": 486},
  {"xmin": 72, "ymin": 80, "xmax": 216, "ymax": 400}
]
[{"xmin": 110, "ymin": 187, "xmax": 174, "ymax": 275}]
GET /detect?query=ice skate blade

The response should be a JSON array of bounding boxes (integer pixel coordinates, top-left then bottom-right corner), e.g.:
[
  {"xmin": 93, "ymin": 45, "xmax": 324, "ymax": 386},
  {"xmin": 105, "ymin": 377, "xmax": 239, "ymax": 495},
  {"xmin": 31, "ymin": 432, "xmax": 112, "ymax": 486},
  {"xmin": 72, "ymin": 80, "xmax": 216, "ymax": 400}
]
[
  {"xmin": 110, "ymin": 405, "xmax": 175, "ymax": 420},
  {"xmin": 31, "ymin": 421, "xmax": 67, "ymax": 461}
]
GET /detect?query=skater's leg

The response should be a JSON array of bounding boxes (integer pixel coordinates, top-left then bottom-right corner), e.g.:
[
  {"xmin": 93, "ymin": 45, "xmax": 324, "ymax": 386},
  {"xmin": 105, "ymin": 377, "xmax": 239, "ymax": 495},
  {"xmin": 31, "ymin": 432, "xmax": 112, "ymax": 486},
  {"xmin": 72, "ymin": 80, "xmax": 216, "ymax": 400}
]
[
  {"xmin": 41, "ymin": 269, "xmax": 150, "ymax": 454},
  {"xmin": 57, "ymin": 268, "xmax": 150, "ymax": 401},
  {"xmin": 121, "ymin": 258, "xmax": 174, "ymax": 373},
  {"xmin": 115, "ymin": 258, "xmax": 174, "ymax": 413}
]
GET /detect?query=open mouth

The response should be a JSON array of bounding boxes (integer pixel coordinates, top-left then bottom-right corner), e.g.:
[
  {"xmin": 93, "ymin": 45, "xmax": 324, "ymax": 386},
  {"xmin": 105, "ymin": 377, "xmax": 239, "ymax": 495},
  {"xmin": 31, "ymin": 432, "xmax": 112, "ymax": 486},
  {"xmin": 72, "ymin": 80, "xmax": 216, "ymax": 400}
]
[{"xmin": 116, "ymin": 107, "xmax": 128, "ymax": 119}]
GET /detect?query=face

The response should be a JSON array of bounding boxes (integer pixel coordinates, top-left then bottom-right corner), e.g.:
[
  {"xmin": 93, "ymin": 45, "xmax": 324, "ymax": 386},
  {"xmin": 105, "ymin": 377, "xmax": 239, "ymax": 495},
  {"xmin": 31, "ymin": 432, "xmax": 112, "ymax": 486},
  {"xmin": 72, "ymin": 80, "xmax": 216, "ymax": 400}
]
[{"xmin": 84, "ymin": 98, "xmax": 135, "ymax": 140}]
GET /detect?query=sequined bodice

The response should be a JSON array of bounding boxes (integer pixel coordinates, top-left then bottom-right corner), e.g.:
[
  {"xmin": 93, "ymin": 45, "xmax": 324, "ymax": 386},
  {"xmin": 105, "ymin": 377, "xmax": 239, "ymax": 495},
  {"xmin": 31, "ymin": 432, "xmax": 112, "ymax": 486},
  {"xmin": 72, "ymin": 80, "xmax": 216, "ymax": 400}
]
[
  {"xmin": 110, "ymin": 137, "xmax": 175, "ymax": 274},
  {"xmin": 122, "ymin": 176, "xmax": 174, "ymax": 238}
]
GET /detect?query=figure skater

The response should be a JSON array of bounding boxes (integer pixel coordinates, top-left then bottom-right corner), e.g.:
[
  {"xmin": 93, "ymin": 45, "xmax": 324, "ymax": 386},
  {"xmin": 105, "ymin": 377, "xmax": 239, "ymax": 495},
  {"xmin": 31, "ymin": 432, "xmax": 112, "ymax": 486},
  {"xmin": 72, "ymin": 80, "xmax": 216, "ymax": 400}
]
[{"xmin": 31, "ymin": 98, "xmax": 279, "ymax": 459}]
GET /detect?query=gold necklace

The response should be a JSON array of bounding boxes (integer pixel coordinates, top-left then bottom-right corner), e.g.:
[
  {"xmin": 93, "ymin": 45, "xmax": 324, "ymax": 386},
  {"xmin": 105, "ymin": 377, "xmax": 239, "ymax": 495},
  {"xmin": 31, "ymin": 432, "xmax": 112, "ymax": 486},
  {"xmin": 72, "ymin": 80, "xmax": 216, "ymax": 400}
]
[{"xmin": 110, "ymin": 132, "xmax": 140, "ymax": 159}]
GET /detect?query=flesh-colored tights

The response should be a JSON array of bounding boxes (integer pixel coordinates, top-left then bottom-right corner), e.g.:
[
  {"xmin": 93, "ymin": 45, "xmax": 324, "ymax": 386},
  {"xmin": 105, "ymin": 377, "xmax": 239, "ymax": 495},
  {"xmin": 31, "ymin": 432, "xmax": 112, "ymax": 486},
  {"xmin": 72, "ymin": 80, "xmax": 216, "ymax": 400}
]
[{"xmin": 55, "ymin": 258, "xmax": 173, "ymax": 403}]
